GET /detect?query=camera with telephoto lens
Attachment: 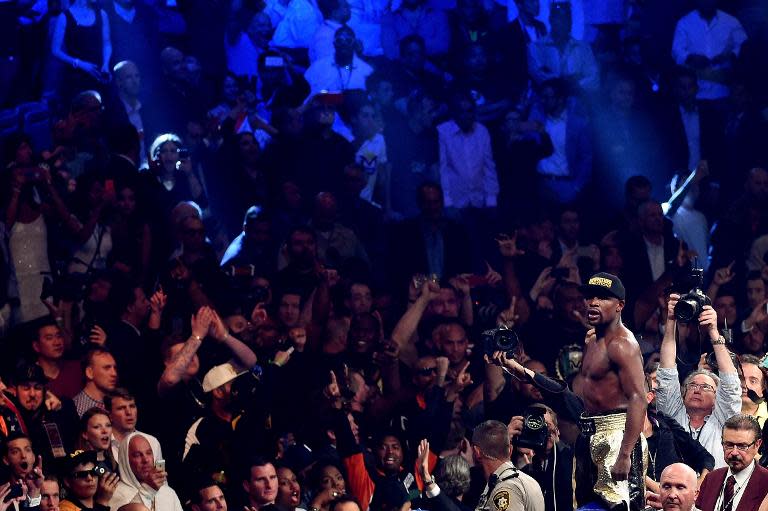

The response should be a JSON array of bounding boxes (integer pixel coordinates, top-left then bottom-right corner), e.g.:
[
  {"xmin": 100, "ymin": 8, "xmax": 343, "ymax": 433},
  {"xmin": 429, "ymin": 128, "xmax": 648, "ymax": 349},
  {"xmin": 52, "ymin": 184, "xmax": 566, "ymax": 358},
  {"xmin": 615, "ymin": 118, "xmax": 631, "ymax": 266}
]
[
  {"xmin": 516, "ymin": 411, "xmax": 549, "ymax": 451},
  {"xmin": 673, "ymin": 267, "xmax": 711, "ymax": 323},
  {"xmin": 481, "ymin": 325, "xmax": 520, "ymax": 358}
]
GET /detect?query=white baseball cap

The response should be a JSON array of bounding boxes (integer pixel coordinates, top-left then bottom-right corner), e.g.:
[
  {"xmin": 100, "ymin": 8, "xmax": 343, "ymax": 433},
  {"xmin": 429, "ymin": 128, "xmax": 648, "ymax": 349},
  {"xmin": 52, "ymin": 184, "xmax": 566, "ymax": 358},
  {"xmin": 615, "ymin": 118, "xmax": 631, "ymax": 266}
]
[{"xmin": 202, "ymin": 361, "xmax": 247, "ymax": 392}]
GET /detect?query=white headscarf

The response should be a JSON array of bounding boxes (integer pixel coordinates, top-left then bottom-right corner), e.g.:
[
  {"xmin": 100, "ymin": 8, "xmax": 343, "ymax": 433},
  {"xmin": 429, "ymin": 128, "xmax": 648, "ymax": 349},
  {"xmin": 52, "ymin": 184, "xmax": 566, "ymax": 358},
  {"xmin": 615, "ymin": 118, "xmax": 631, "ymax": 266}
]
[{"xmin": 111, "ymin": 432, "xmax": 166, "ymax": 509}]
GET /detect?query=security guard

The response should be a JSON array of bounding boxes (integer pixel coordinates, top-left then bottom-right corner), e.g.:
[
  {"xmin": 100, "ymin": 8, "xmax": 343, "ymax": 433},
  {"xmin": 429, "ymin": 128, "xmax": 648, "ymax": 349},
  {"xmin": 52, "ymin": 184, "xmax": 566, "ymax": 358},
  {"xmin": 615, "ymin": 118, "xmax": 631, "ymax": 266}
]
[{"xmin": 472, "ymin": 420, "xmax": 545, "ymax": 511}]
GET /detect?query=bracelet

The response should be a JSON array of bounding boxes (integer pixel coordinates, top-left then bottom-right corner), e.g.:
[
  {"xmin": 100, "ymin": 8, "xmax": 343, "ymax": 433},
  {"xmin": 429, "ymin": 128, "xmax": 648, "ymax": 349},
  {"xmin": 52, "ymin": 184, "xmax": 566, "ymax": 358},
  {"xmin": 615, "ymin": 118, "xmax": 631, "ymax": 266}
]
[
  {"xmin": 424, "ymin": 479, "xmax": 435, "ymax": 486},
  {"xmin": 711, "ymin": 335, "xmax": 727, "ymax": 346},
  {"xmin": 192, "ymin": 334, "xmax": 203, "ymax": 342}
]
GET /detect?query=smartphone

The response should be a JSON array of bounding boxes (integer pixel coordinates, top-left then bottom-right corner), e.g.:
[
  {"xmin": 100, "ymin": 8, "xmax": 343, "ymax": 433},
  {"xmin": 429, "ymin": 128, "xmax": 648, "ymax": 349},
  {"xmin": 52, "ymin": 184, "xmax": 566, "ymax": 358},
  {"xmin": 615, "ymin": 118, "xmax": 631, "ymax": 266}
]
[
  {"xmin": 5, "ymin": 483, "xmax": 23, "ymax": 502},
  {"xmin": 155, "ymin": 459, "xmax": 166, "ymax": 472}
]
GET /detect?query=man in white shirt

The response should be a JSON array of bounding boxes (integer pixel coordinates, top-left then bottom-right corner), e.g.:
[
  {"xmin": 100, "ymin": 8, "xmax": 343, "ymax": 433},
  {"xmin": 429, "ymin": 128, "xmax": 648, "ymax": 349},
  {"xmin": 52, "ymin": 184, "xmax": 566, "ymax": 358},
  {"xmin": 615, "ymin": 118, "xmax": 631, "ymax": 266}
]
[
  {"xmin": 656, "ymin": 294, "xmax": 742, "ymax": 470},
  {"xmin": 528, "ymin": 2, "xmax": 599, "ymax": 93},
  {"xmin": 436, "ymin": 92, "xmax": 498, "ymax": 211},
  {"xmin": 671, "ymin": 0, "xmax": 747, "ymax": 100},
  {"xmin": 113, "ymin": 60, "xmax": 148, "ymax": 166},
  {"xmin": 695, "ymin": 415, "xmax": 768, "ymax": 511},
  {"xmin": 265, "ymin": 0, "xmax": 322, "ymax": 48},
  {"xmin": 304, "ymin": 25, "xmax": 373, "ymax": 95},
  {"xmin": 309, "ymin": 0, "xmax": 351, "ymax": 62},
  {"xmin": 226, "ymin": 12, "xmax": 272, "ymax": 79}
]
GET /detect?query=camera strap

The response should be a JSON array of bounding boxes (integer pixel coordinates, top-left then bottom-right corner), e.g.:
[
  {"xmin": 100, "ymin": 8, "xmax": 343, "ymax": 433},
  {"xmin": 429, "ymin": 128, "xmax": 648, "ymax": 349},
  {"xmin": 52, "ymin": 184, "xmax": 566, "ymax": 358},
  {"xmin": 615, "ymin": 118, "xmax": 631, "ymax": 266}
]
[{"xmin": 43, "ymin": 421, "xmax": 67, "ymax": 458}]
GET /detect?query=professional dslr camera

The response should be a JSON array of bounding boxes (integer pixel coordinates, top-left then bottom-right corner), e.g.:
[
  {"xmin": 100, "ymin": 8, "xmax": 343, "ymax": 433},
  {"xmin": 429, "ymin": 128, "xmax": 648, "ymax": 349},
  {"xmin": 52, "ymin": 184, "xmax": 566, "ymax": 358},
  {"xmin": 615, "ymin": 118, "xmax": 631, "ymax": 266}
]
[
  {"xmin": 673, "ymin": 267, "xmax": 711, "ymax": 323},
  {"xmin": 516, "ymin": 410, "xmax": 549, "ymax": 451},
  {"xmin": 481, "ymin": 325, "xmax": 520, "ymax": 358}
]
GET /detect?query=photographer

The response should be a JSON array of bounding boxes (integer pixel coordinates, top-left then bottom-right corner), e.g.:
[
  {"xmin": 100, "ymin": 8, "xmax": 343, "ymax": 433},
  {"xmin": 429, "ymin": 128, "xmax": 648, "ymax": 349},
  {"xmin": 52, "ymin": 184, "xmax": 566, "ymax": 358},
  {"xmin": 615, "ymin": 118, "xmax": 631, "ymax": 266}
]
[
  {"xmin": 656, "ymin": 294, "xmax": 742, "ymax": 469},
  {"xmin": 510, "ymin": 405, "xmax": 573, "ymax": 511}
]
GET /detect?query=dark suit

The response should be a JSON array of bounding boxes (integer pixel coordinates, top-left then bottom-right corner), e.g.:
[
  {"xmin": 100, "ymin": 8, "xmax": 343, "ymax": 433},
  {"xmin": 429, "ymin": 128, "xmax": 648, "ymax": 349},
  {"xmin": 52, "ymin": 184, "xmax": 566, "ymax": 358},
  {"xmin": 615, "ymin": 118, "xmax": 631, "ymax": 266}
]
[
  {"xmin": 696, "ymin": 463, "xmax": 768, "ymax": 511},
  {"xmin": 389, "ymin": 216, "xmax": 471, "ymax": 289}
]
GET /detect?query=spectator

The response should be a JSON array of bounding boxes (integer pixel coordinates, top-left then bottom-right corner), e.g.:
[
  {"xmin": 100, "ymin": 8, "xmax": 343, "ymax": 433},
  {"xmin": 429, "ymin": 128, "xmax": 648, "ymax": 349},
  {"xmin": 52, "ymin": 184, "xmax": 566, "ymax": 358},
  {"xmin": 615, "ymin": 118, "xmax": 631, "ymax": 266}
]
[
  {"xmin": 671, "ymin": 0, "xmax": 747, "ymax": 100},
  {"xmin": 50, "ymin": 0, "xmax": 113, "ymax": 101},
  {"xmin": 436, "ymin": 91, "xmax": 498, "ymax": 212},
  {"xmin": 656, "ymin": 294, "xmax": 741, "ymax": 469},
  {"xmin": 695, "ymin": 414, "xmax": 768, "ymax": 511},
  {"xmin": 527, "ymin": 2, "xmax": 598, "ymax": 93},
  {"xmin": 528, "ymin": 78, "xmax": 591, "ymax": 206},
  {"xmin": 380, "ymin": 0, "xmax": 450, "ymax": 60},
  {"xmin": 73, "ymin": 348, "xmax": 119, "ymax": 416},
  {"xmin": 59, "ymin": 450, "xmax": 119, "ymax": 511},
  {"xmin": 190, "ymin": 480, "xmax": 228, "ymax": 511},
  {"xmin": 110, "ymin": 432, "xmax": 183, "ymax": 511},
  {"xmin": 310, "ymin": 0, "xmax": 351, "ymax": 63},
  {"xmin": 304, "ymin": 26, "xmax": 374, "ymax": 96}
]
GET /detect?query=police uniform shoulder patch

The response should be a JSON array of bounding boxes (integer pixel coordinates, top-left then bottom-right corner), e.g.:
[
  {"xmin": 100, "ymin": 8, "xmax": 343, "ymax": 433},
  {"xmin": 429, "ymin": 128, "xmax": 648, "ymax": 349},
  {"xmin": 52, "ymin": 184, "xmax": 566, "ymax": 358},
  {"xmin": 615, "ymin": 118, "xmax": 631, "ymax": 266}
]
[{"xmin": 492, "ymin": 490, "xmax": 510, "ymax": 511}]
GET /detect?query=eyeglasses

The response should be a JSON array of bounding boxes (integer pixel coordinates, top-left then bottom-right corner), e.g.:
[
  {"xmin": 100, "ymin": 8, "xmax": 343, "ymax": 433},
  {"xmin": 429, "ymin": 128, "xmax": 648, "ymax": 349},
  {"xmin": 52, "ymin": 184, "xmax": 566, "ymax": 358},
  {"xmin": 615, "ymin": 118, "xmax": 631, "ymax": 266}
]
[
  {"xmin": 722, "ymin": 441, "xmax": 757, "ymax": 452},
  {"xmin": 416, "ymin": 367, "xmax": 438, "ymax": 376},
  {"xmin": 71, "ymin": 469, "xmax": 97, "ymax": 480},
  {"xmin": 687, "ymin": 383, "xmax": 715, "ymax": 393}
]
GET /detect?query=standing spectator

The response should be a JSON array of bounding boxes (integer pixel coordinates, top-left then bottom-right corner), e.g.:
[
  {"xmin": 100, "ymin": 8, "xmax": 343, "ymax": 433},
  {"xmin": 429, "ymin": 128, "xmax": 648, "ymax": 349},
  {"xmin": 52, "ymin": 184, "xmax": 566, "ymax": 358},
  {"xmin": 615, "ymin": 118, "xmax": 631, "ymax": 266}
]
[
  {"xmin": 671, "ymin": 0, "xmax": 747, "ymax": 101},
  {"xmin": 656, "ymin": 294, "xmax": 741, "ymax": 469},
  {"xmin": 436, "ymin": 91, "xmax": 498, "ymax": 212},
  {"xmin": 73, "ymin": 348, "xmax": 119, "ymax": 416},
  {"xmin": 527, "ymin": 2, "xmax": 598, "ymax": 94},
  {"xmin": 51, "ymin": 0, "xmax": 113, "ymax": 101},
  {"xmin": 266, "ymin": 0, "xmax": 322, "ymax": 49},
  {"xmin": 528, "ymin": 78, "xmax": 591, "ymax": 207},
  {"xmin": 304, "ymin": 26, "xmax": 374, "ymax": 96},
  {"xmin": 310, "ymin": 0, "xmax": 351, "ymax": 63},
  {"xmin": 380, "ymin": 0, "xmax": 450, "ymax": 60},
  {"xmin": 31, "ymin": 319, "xmax": 82, "ymax": 400}
]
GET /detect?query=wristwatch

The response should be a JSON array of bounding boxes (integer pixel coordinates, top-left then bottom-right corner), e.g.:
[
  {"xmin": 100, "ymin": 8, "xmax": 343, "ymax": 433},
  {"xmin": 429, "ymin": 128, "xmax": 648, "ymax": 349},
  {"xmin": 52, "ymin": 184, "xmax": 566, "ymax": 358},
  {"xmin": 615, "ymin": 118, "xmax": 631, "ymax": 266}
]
[{"xmin": 711, "ymin": 335, "xmax": 727, "ymax": 346}]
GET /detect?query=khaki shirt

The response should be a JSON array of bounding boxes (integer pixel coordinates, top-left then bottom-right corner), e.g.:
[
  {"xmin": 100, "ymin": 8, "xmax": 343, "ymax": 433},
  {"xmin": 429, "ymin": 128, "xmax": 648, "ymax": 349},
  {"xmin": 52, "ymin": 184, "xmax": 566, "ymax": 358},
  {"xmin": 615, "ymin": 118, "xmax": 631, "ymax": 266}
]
[{"xmin": 475, "ymin": 461, "xmax": 545, "ymax": 511}]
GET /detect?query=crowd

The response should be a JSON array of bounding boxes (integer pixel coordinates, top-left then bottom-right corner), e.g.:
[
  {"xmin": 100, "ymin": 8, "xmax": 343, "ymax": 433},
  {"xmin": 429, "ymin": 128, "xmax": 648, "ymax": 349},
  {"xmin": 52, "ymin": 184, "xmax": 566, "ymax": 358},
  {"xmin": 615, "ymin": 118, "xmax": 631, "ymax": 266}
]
[{"xmin": 1, "ymin": 0, "xmax": 768, "ymax": 508}]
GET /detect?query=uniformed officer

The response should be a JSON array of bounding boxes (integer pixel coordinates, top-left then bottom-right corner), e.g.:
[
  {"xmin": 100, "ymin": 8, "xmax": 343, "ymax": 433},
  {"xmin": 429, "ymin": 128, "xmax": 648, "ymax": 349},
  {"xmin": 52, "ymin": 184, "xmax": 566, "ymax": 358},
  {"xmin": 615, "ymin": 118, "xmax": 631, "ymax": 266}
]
[{"xmin": 472, "ymin": 420, "xmax": 545, "ymax": 511}]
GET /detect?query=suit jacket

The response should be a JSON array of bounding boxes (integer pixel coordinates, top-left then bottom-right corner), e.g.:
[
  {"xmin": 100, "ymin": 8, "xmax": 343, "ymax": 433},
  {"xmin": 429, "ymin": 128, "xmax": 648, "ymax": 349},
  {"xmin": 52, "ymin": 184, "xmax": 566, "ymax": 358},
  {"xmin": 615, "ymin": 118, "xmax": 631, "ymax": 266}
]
[{"xmin": 696, "ymin": 463, "xmax": 768, "ymax": 511}]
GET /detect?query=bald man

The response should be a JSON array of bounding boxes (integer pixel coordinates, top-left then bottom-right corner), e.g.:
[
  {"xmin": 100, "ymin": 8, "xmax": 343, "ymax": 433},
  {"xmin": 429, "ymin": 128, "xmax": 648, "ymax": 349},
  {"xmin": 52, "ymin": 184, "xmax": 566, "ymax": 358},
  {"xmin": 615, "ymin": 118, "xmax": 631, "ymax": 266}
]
[
  {"xmin": 659, "ymin": 463, "xmax": 700, "ymax": 511},
  {"xmin": 118, "ymin": 505, "xmax": 149, "ymax": 511}
]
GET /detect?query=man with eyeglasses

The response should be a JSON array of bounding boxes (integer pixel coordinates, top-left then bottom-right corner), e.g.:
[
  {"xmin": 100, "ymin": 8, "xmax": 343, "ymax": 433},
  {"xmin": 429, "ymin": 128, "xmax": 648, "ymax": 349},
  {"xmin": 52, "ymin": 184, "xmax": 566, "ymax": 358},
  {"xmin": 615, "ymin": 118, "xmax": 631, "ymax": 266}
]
[
  {"xmin": 695, "ymin": 414, "xmax": 768, "ymax": 511},
  {"xmin": 656, "ymin": 294, "xmax": 742, "ymax": 469}
]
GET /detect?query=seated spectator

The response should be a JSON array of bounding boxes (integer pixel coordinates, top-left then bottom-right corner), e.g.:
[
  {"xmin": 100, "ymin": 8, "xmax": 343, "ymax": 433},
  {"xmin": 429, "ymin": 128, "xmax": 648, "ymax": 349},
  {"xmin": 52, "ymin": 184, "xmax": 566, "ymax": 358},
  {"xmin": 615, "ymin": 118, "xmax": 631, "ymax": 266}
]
[
  {"xmin": 110, "ymin": 432, "xmax": 183, "ymax": 511},
  {"xmin": 73, "ymin": 348, "xmax": 118, "ymax": 416},
  {"xmin": 304, "ymin": 26, "xmax": 374, "ymax": 96}
]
